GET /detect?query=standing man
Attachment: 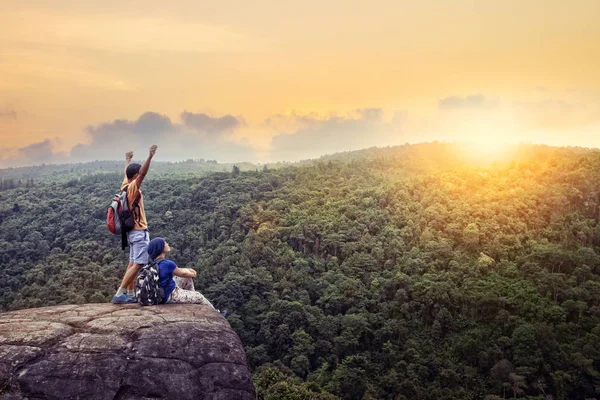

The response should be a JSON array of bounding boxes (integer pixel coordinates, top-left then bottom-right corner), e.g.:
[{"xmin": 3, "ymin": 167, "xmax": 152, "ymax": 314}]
[{"xmin": 112, "ymin": 144, "xmax": 158, "ymax": 304}]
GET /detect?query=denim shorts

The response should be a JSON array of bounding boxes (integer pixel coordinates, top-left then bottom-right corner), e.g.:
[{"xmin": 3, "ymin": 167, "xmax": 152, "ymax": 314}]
[{"xmin": 128, "ymin": 230, "xmax": 149, "ymax": 265}]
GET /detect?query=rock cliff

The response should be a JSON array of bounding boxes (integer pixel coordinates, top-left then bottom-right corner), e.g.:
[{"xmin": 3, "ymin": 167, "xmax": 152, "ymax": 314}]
[{"xmin": 0, "ymin": 303, "xmax": 256, "ymax": 400}]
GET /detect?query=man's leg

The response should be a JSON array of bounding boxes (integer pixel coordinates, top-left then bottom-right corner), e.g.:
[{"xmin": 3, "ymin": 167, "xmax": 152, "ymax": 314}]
[
  {"xmin": 120, "ymin": 263, "xmax": 144, "ymax": 290},
  {"xmin": 113, "ymin": 230, "xmax": 148, "ymax": 304},
  {"xmin": 127, "ymin": 263, "xmax": 136, "ymax": 297},
  {"xmin": 115, "ymin": 261, "xmax": 135, "ymax": 297},
  {"xmin": 113, "ymin": 237, "xmax": 135, "ymax": 300}
]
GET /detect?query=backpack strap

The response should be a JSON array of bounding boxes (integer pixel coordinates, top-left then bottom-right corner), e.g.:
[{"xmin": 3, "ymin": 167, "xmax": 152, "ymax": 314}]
[
  {"xmin": 121, "ymin": 229, "xmax": 127, "ymax": 250},
  {"xmin": 122, "ymin": 185, "xmax": 130, "ymax": 210},
  {"xmin": 132, "ymin": 193, "xmax": 142, "ymax": 224},
  {"xmin": 123, "ymin": 184, "xmax": 141, "ymax": 211},
  {"xmin": 155, "ymin": 259, "xmax": 172, "ymax": 304},
  {"xmin": 120, "ymin": 185, "xmax": 129, "ymax": 250},
  {"xmin": 130, "ymin": 191, "xmax": 141, "ymax": 210},
  {"xmin": 123, "ymin": 184, "xmax": 142, "ymax": 226},
  {"xmin": 156, "ymin": 259, "xmax": 167, "ymax": 283},
  {"xmin": 128, "ymin": 185, "xmax": 142, "ymax": 224}
]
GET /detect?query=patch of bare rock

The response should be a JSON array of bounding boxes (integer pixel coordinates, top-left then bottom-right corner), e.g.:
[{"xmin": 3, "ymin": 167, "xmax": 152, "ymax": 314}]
[{"xmin": 0, "ymin": 303, "xmax": 255, "ymax": 400}]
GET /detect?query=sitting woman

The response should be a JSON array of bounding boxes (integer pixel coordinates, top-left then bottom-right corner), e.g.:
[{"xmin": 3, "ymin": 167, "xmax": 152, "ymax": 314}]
[{"xmin": 147, "ymin": 237, "xmax": 219, "ymax": 310}]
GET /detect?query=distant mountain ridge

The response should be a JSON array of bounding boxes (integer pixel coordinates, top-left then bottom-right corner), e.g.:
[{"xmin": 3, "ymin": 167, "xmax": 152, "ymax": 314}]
[
  {"xmin": 0, "ymin": 159, "xmax": 261, "ymax": 182},
  {"xmin": 3, "ymin": 142, "xmax": 599, "ymax": 183}
]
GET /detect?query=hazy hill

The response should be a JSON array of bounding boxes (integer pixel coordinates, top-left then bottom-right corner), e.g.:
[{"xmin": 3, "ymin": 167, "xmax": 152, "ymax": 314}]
[{"xmin": 0, "ymin": 159, "xmax": 265, "ymax": 183}]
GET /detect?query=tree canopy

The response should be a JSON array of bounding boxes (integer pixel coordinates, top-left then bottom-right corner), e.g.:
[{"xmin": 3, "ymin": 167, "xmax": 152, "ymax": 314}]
[{"xmin": 1, "ymin": 143, "xmax": 599, "ymax": 399}]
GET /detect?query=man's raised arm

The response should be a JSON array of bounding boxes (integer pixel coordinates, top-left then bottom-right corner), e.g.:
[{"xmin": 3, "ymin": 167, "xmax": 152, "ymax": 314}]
[
  {"xmin": 124, "ymin": 151, "xmax": 133, "ymax": 178},
  {"xmin": 136, "ymin": 145, "xmax": 158, "ymax": 186}
]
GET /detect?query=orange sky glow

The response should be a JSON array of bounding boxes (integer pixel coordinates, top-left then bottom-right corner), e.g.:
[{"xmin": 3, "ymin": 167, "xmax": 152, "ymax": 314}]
[{"xmin": 0, "ymin": 0, "xmax": 599, "ymax": 166}]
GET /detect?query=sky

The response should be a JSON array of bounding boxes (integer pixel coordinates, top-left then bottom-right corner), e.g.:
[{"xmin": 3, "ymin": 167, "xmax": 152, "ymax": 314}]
[{"xmin": 0, "ymin": 0, "xmax": 599, "ymax": 167}]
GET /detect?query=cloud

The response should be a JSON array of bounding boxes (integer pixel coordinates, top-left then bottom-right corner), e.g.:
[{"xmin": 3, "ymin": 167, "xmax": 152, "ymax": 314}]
[
  {"xmin": 438, "ymin": 94, "xmax": 499, "ymax": 109},
  {"xmin": 17, "ymin": 139, "xmax": 54, "ymax": 162},
  {"xmin": 181, "ymin": 111, "xmax": 242, "ymax": 135},
  {"xmin": 0, "ymin": 138, "xmax": 68, "ymax": 167},
  {"xmin": 0, "ymin": 11, "xmax": 270, "ymax": 55},
  {"xmin": 5, "ymin": 94, "xmax": 598, "ymax": 169},
  {"xmin": 0, "ymin": 107, "xmax": 17, "ymax": 119},
  {"xmin": 514, "ymin": 99, "xmax": 594, "ymax": 131},
  {"xmin": 516, "ymin": 99, "xmax": 578, "ymax": 113},
  {"xmin": 268, "ymin": 108, "xmax": 405, "ymax": 162},
  {"xmin": 85, "ymin": 112, "xmax": 176, "ymax": 142},
  {"xmin": 70, "ymin": 111, "xmax": 253, "ymax": 163},
  {"xmin": 71, "ymin": 112, "xmax": 177, "ymax": 160}
]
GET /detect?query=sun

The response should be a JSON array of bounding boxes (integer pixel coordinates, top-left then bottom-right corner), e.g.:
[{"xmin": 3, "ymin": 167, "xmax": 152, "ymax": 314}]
[
  {"xmin": 465, "ymin": 139, "xmax": 510, "ymax": 155},
  {"xmin": 456, "ymin": 138, "xmax": 513, "ymax": 164},
  {"xmin": 447, "ymin": 111, "xmax": 520, "ymax": 163}
]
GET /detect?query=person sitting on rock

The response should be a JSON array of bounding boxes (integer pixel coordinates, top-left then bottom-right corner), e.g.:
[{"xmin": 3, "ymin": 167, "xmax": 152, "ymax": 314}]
[{"xmin": 147, "ymin": 237, "xmax": 225, "ymax": 314}]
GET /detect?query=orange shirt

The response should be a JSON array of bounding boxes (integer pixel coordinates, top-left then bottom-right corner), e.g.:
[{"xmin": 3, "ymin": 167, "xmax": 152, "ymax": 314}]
[{"xmin": 121, "ymin": 176, "xmax": 148, "ymax": 230}]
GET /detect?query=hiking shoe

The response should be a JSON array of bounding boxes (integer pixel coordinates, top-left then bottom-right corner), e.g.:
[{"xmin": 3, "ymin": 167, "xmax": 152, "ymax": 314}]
[
  {"xmin": 112, "ymin": 294, "xmax": 137, "ymax": 304},
  {"xmin": 217, "ymin": 309, "xmax": 230, "ymax": 318}
]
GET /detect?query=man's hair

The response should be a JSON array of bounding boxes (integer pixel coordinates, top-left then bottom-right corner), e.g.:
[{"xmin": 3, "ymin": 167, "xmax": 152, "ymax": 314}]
[{"xmin": 126, "ymin": 163, "xmax": 142, "ymax": 180}]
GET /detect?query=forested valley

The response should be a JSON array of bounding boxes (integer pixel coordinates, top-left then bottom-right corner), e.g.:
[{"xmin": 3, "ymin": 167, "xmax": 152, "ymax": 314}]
[{"xmin": 0, "ymin": 143, "xmax": 599, "ymax": 400}]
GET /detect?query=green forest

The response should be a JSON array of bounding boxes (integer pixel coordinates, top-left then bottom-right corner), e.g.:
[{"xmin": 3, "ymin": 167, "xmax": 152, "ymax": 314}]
[{"xmin": 1, "ymin": 143, "xmax": 599, "ymax": 400}]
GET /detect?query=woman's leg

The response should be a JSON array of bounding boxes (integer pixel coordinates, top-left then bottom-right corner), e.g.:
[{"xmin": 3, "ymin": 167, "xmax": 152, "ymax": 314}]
[
  {"xmin": 168, "ymin": 286, "xmax": 216, "ymax": 310},
  {"xmin": 173, "ymin": 276, "xmax": 195, "ymax": 291}
]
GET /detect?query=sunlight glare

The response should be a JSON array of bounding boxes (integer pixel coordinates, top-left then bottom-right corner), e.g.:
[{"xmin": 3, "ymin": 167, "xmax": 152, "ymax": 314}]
[
  {"xmin": 464, "ymin": 139, "xmax": 511, "ymax": 158},
  {"xmin": 450, "ymin": 111, "xmax": 519, "ymax": 164}
]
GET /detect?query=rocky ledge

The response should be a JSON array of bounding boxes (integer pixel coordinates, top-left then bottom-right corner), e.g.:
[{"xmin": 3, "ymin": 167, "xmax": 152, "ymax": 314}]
[{"xmin": 0, "ymin": 303, "xmax": 255, "ymax": 400}]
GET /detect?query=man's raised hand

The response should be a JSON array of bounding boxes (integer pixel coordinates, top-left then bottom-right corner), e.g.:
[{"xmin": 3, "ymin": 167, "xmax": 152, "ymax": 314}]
[
  {"xmin": 125, "ymin": 151, "xmax": 133, "ymax": 160},
  {"xmin": 149, "ymin": 145, "xmax": 158, "ymax": 158}
]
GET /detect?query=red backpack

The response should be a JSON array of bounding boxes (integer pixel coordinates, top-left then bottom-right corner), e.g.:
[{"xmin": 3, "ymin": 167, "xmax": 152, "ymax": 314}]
[{"xmin": 106, "ymin": 185, "xmax": 140, "ymax": 249}]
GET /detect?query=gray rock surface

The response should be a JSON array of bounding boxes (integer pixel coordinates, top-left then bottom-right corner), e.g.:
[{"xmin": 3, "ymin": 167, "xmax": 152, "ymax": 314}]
[{"xmin": 0, "ymin": 304, "xmax": 256, "ymax": 400}]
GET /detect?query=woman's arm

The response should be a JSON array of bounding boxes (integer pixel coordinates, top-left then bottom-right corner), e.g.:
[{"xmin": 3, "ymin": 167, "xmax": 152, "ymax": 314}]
[{"xmin": 173, "ymin": 267, "xmax": 197, "ymax": 279}]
